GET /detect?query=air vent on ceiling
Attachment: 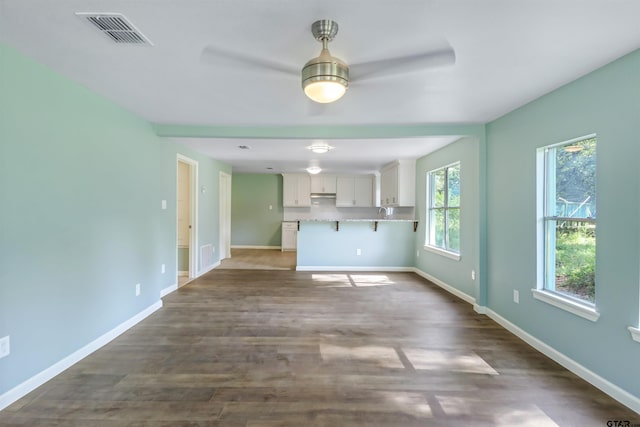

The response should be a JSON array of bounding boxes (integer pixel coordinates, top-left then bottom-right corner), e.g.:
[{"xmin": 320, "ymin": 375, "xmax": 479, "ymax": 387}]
[{"xmin": 76, "ymin": 12, "xmax": 153, "ymax": 45}]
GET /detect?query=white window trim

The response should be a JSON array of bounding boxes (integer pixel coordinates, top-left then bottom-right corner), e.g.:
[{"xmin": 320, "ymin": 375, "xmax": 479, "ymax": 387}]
[
  {"xmin": 531, "ymin": 289, "xmax": 600, "ymax": 322},
  {"xmin": 425, "ymin": 161, "xmax": 461, "ymax": 255},
  {"xmin": 629, "ymin": 326, "xmax": 640, "ymax": 343},
  {"xmin": 536, "ymin": 134, "xmax": 597, "ymax": 311},
  {"xmin": 423, "ymin": 244, "xmax": 461, "ymax": 261}
]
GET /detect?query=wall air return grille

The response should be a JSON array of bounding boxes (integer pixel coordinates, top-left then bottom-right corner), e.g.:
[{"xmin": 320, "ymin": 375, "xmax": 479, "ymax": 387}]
[{"xmin": 76, "ymin": 13, "xmax": 153, "ymax": 45}]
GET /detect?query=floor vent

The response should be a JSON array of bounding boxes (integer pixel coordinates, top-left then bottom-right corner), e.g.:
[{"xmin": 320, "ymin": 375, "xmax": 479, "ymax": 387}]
[
  {"xmin": 200, "ymin": 244, "xmax": 215, "ymax": 270},
  {"xmin": 76, "ymin": 12, "xmax": 153, "ymax": 45}
]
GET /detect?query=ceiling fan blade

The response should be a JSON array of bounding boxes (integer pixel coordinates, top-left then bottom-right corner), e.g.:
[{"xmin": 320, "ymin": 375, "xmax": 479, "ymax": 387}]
[
  {"xmin": 306, "ymin": 99, "xmax": 328, "ymax": 116},
  {"xmin": 200, "ymin": 45, "xmax": 299, "ymax": 77},
  {"xmin": 350, "ymin": 44, "xmax": 456, "ymax": 82}
]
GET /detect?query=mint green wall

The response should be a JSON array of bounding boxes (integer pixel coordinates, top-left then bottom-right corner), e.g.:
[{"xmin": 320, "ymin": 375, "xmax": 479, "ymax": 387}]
[
  {"xmin": 0, "ymin": 43, "xmax": 230, "ymax": 397},
  {"xmin": 231, "ymin": 174, "xmax": 283, "ymax": 247},
  {"xmin": 297, "ymin": 222, "xmax": 415, "ymax": 268},
  {"xmin": 414, "ymin": 137, "xmax": 481, "ymax": 300},
  {"xmin": 486, "ymin": 50, "xmax": 640, "ymax": 397},
  {"xmin": 2, "ymin": 33, "xmax": 638, "ymax": 411}
]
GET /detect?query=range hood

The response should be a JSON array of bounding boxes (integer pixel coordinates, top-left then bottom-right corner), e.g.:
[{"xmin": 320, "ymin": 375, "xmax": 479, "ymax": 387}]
[{"xmin": 310, "ymin": 193, "xmax": 337, "ymax": 199}]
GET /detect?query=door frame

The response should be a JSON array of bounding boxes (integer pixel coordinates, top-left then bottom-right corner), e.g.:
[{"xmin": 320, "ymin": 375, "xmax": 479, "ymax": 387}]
[
  {"xmin": 177, "ymin": 154, "xmax": 199, "ymax": 282},
  {"xmin": 219, "ymin": 171, "xmax": 232, "ymax": 260}
]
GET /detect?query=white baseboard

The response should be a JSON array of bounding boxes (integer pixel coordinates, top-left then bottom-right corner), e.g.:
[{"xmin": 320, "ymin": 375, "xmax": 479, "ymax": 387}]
[
  {"xmin": 485, "ymin": 308, "xmax": 640, "ymax": 414},
  {"xmin": 178, "ymin": 271, "xmax": 188, "ymax": 276},
  {"xmin": 196, "ymin": 260, "xmax": 220, "ymax": 278},
  {"xmin": 410, "ymin": 267, "xmax": 640, "ymax": 414},
  {"xmin": 296, "ymin": 266, "xmax": 414, "ymax": 272},
  {"xmin": 473, "ymin": 304, "xmax": 487, "ymax": 314},
  {"xmin": 0, "ymin": 300, "xmax": 163, "ymax": 411},
  {"xmin": 160, "ymin": 284, "xmax": 178, "ymax": 298},
  {"xmin": 412, "ymin": 267, "xmax": 476, "ymax": 306},
  {"xmin": 231, "ymin": 245, "xmax": 281, "ymax": 250}
]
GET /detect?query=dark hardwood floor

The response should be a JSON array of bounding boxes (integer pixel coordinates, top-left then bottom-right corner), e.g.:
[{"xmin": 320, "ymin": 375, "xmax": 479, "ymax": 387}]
[{"xmin": 1, "ymin": 270, "xmax": 637, "ymax": 426}]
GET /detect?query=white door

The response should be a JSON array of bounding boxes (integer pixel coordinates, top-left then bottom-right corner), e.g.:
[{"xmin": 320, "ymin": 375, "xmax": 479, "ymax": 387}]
[
  {"xmin": 177, "ymin": 154, "xmax": 198, "ymax": 285},
  {"xmin": 177, "ymin": 161, "xmax": 191, "ymax": 277},
  {"xmin": 219, "ymin": 171, "xmax": 232, "ymax": 259}
]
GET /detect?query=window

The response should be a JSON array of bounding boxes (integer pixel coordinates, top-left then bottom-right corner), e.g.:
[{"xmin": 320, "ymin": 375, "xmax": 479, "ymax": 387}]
[
  {"xmin": 541, "ymin": 136, "xmax": 596, "ymax": 305},
  {"xmin": 426, "ymin": 162, "xmax": 460, "ymax": 256}
]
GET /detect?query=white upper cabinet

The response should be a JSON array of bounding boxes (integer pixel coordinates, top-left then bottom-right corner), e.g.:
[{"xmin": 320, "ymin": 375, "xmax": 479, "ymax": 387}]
[
  {"xmin": 282, "ymin": 174, "xmax": 311, "ymax": 207},
  {"xmin": 310, "ymin": 174, "xmax": 337, "ymax": 193},
  {"xmin": 380, "ymin": 160, "xmax": 415, "ymax": 207},
  {"xmin": 336, "ymin": 175, "xmax": 374, "ymax": 207}
]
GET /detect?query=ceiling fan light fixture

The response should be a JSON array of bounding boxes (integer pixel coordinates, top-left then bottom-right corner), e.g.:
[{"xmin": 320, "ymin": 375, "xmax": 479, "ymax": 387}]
[
  {"xmin": 304, "ymin": 80, "xmax": 347, "ymax": 103},
  {"xmin": 301, "ymin": 52, "xmax": 349, "ymax": 103},
  {"xmin": 306, "ymin": 166, "xmax": 322, "ymax": 174},
  {"xmin": 301, "ymin": 21, "xmax": 349, "ymax": 103}
]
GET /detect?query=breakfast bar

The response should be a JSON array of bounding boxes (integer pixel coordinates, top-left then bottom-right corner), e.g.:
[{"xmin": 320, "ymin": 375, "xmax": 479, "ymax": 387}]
[{"xmin": 295, "ymin": 219, "xmax": 417, "ymax": 271}]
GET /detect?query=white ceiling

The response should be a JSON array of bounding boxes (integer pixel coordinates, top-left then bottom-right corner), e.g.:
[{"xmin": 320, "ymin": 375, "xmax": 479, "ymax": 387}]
[{"xmin": 1, "ymin": 0, "xmax": 639, "ymax": 173}]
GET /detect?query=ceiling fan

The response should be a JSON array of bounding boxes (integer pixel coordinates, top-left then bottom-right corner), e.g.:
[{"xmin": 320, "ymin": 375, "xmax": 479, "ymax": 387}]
[{"xmin": 201, "ymin": 20, "xmax": 455, "ymax": 104}]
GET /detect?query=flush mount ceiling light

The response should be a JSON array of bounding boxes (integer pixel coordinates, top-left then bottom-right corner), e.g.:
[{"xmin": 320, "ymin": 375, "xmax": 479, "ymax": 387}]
[
  {"xmin": 307, "ymin": 143, "xmax": 334, "ymax": 154},
  {"xmin": 306, "ymin": 166, "xmax": 322, "ymax": 174},
  {"xmin": 301, "ymin": 20, "xmax": 349, "ymax": 104}
]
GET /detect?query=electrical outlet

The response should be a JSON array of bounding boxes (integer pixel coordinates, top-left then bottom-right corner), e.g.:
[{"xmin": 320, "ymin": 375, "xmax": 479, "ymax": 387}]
[
  {"xmin": 417, "ymin": 250, "xmax": 420, "ymax": 257},
  {"xmin": 0, "ymin": 336, "xmax": 10, "ymax": 359},
  {"xmin": 471, "ymin": 270, "xmax": 476, "ymax": 280},
  {"xmin": 513, "ymin": 290, "xmax": 519, "ymax": 304},
  {"xmin": 161, "ymin": 264, "xmax": 166, "ymax": 274},
  {"xmin": 356, "ymin": 248, "xmax": 362, "ymax": 256},
  {"xmin": 135, "ymin": 283, "xmax": 141, "ymax": 296},
  {"xmin": 161, "ymin": 200, "xmax": 167, "ymax": 210}
]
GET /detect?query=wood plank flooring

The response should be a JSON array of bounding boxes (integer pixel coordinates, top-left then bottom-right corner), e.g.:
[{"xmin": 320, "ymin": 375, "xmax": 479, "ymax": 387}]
[
  {"xmin": 1, "ymin": 270, "xmax": 638, "ymax": 426},
  {"xmin": 216, "ymin": 249, "xmax": 297, "ymax": 270}
]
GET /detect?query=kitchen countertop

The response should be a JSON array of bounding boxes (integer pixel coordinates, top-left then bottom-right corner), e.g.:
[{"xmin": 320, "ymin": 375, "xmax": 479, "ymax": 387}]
[{"xmin": 293, "ymin": 218, "xmax": 416, "ymax": 222}]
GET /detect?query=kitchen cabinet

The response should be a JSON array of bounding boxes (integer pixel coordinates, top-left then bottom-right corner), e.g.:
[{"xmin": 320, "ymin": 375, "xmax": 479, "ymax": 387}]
[
  {"xmin": 282, "ymin": 174, "xmax": 311, "ymax": 207},
  {"xmin": 380, "ymin": 160, "xmax": 415, "ymax": 207},
  {"xmin": 310, "ymin": 174, "xmax": 337, "ymax": 193},
  {"xmin": 281, "ymin": 221, "xmax": 298, "ymax": 251},
  {"xmin": 336, "ymin": 175, "xmax": 374, "ymax": 207}
]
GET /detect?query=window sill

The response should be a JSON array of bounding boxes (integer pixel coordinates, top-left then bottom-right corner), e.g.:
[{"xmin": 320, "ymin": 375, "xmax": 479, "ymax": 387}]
[
  {"xmin": 531, "ymin": 289, "xmax": 600, "ymax": 322},
  {"xmin": 629, "ymin": 327, "xmax": 640, "ymax": 343},
  {"xmin": 423, "ymin": 245, "xmax": 461, "ymax": 261}
]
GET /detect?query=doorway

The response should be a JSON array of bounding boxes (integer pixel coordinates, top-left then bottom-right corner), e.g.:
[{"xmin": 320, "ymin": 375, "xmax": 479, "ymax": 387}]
[
  {"xmin": 219, "ymin": 171, "xmax": 232, "ymax": 260},
  {"xmin": 177, "ymin": 155, "xmax": 198, "ymax": 287}
]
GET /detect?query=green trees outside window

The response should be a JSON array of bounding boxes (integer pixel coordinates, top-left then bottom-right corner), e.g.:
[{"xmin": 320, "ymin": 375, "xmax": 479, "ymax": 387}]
[
  {"xmin": 427, "ymin": 162, "xmax": 460, "ymax": 253},
  {"xmin": 543, "ymin": 137, "xmax": 596, "ymax": 303}
]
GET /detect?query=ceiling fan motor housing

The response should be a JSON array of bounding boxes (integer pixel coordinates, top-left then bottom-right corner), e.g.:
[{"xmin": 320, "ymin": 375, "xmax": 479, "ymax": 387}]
[
  {"xmin": 302, "ymin": 20, "xmax": 349, "ymax": 102},
  {"xmin": 301, "ymin": 49, "xmax": 349, "ymax": 90}
]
